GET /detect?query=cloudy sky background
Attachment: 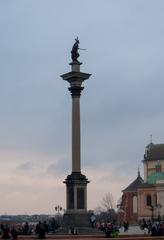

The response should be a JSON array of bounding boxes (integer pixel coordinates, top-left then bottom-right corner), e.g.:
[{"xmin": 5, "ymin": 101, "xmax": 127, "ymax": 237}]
[{"xmin": 0, "ymin": 0, "xmax": 164, "ymax": 214}]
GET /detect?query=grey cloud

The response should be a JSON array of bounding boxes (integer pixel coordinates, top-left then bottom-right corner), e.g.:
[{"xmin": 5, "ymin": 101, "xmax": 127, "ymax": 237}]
[
  {"xmin": 47, "ymin": 158, "xmax": 70, "ymax": 176},
  {"xmin": 16, "ymin": 162, "xmax": 33, "ymax": 172},
  {"xmin": 0, "ymin": 183, "xmax": 53, "ymax": 193}
]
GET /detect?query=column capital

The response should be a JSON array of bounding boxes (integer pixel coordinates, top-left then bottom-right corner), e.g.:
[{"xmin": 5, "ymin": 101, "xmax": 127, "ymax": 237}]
[{"xmin": 68, "ymin": 86, "xmax": 84, "ymax": 97}]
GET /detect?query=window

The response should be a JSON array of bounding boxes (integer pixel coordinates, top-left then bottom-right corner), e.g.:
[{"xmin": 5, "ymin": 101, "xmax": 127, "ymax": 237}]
[
  {"xmin": 146, "ymin": 195, "xmax": 152, "ymax": 206},
  {"xmin": 133, "ymin": 196, "xmax": 137, "ymax": 213},
  {"xmin": 155, "ymin": 162, "xmax": 161, "ymax": 173}
]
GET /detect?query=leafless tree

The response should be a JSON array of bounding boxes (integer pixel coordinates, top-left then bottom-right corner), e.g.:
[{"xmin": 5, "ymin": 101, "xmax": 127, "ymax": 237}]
[
  {"xmin": 102, "ymin": 192, "xmax": 115, "ymax": 211},
  {"xmin": 94, "ymin": 193, "xmax": 118, "ymax": 223}
]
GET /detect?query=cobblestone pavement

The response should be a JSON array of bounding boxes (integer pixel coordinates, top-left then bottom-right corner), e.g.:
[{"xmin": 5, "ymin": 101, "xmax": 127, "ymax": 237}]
[
  {"xmin": 12, "ymin": 226, "xmax": 160, "ymax": 240},
  {"xmin": 119, "ymin": 225, "xmax": 146, "ymax": 235},
  {"xmin": 52, "ymin": 226, "xmax": 147, "ymax": 239}
]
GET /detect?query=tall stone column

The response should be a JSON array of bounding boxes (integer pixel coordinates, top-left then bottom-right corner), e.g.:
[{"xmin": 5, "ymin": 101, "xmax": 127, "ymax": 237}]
[
  {"xmin": 70, "ymin": 85, "xmax": 83, "ymax": 172},
  {"xmin": 61, "ymin": 60, "xmax": 91, "ymax": 228}
]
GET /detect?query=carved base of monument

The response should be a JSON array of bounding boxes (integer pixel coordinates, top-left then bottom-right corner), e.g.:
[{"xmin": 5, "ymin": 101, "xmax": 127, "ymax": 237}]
[
  {"xmin": 63, "ymin": 172, "xmax": 90, "ymax": 227},
  {"xmin": 63, "ymin": 212, "xmax": 90, "ymax": 228}
]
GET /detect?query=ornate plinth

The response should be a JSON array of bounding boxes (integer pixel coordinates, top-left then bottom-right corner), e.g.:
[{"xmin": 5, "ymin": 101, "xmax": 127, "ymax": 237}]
[{"xmin": 63, "ymin": 172, "xmax": 90, "ymax": 227}]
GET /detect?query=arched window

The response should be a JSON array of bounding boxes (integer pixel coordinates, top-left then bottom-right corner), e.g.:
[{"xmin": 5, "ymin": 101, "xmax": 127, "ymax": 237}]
[
  {"xmin": 155, "ymin": 162, "xmax": 161, "ymax": 173},
  {"xmin": 133, "ymin": 196, "xmax": 137, "ymax": 213},
  {"xmin": 146, "ymin": 195, "xmax": 152, "ymax": 206}
]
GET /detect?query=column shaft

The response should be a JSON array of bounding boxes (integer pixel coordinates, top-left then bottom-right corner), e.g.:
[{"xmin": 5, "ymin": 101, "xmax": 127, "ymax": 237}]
[{"xmin": 72, "ymin": 96, "xmax": 81, "ymax": 172}]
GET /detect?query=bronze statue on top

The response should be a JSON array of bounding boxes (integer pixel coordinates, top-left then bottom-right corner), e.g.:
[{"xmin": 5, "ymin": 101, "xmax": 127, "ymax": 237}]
[{"xmin": 71, "ymin": 37, "xmax": 80, "ymax": 62}]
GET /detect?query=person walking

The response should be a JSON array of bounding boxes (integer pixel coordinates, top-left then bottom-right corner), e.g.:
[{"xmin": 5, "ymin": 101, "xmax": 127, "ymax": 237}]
[
  {"xmin": 11, "ymin": 226, "xmax": 18, "ymax": 240},
  {"xmin": 1, "ymin": 225, "xmax": 10, "ymax": 239}
]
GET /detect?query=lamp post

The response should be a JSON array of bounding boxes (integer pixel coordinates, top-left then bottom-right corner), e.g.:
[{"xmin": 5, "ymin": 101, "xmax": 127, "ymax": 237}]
[
  {"xmin": 55, "ymin": 205, "xmax": 62, "ymax": 214},
  {"xmin": 156, "ymin": 203, "xmax": 162, "ymax": 222},
  {"xmin": 150, "ymin": 205, "xmax": 154, "ymax": 222},
  {"xmin": 55, "ymin": 205, "xmax": 62, "ymax": 226}
]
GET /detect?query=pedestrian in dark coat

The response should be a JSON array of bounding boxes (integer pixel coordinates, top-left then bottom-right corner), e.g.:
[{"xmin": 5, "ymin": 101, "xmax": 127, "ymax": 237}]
[
  {"xmin": 1, "ymin": 225, "xmax": 10, "ymax": 239},
  {"xmin": 11, "ymin": 226, "xmax": 18, "ymax": 240}
]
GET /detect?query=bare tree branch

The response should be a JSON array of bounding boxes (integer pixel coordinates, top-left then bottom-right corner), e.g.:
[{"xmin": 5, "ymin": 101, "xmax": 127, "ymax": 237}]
[{"xmin": 102, "ymin": 192, "xmax": 114, "ymax": 211}]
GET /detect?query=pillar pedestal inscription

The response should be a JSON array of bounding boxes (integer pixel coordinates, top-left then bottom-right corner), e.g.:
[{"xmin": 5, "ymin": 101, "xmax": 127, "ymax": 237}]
[{"xmin": 61, "ymin": 60, "xmax": 91, "ymax": 227}]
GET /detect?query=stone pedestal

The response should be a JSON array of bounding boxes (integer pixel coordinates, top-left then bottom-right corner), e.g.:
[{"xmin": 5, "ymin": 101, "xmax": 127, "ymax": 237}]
[
  {"xmin": 63, "ymin": 172, "xmax": 90, "ymax": 227},
  {"xmin": 61, "ymin": 61, "xmax": 91, "ymax": 228}
]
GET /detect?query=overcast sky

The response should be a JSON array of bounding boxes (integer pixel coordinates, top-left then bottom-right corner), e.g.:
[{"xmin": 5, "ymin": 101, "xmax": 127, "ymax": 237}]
[{"xmin": 0, "ymin": 0, "xmax": 164, "ymax": 215}]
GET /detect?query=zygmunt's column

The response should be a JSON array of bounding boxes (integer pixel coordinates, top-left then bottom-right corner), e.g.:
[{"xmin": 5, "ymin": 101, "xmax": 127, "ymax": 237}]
[{"xmin": 61, "ymin": 57, "xmax": 91, "ymax": 227}]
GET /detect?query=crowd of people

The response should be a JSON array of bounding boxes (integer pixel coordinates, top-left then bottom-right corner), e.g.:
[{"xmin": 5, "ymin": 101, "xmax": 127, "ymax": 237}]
[
  {"xmin": 0, "ymin": 225, "xmax": 18, "ymax": 240},
  {"xmin": 139, "ymin": 218, "xmax": 164, "ymax": 236},
  {"xmin": 0, "ymin": 219, "xmax": 59, "ymax": 239},
  {"xmin": 95, "ymin": 218, "xmax": 164, "ymax": 237},
  {"xmin": 1, "ymin": 218, "xmax": 164, "ymax": 238},
  {"xmin": 95, "ymin": 221, "xmax": 120, "ymax": 238}
]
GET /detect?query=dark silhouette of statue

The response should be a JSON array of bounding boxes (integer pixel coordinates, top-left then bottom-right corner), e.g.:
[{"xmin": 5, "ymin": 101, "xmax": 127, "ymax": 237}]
[{"xmin": 71, "ymin": 37, "xmax": 80, "ymax": 62}]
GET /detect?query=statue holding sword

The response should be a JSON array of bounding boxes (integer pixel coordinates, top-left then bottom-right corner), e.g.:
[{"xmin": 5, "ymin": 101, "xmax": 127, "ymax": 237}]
[{"xmin": 71, "ymin": 37, "xmax": 86, "ymax": 62}]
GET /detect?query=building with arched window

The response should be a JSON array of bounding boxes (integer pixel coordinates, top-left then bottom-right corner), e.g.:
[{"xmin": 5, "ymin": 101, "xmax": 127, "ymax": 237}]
[{"xmin": 120, "ymin": 142, "xmax": 164, "ymax": 223}]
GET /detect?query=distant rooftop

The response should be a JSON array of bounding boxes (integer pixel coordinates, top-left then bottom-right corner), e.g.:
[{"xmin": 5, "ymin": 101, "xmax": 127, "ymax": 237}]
[
  {"xmin": 122, "ymin": 171, "xmax": 144, "ymax": 192},
  {"xmin": 144, "ymin": 143, "xmax": 164, "ymax": 161}
]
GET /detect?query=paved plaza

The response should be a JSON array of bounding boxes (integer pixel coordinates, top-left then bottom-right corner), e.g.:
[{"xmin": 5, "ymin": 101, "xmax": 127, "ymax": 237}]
[
  {"xmin": 119, "ymin": 225, "xmax": 146, "ymax": 235},
  {"xmin": 5, "ymin": 226, "xmax": 164, "ymax": 240}
]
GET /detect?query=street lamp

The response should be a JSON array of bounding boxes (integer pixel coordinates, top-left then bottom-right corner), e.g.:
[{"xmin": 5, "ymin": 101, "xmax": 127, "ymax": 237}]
[
  {"xmin": 55, "ymin": 205, "xmax": 62, "ymax": 227},
  {"xmin": 55, "ymin": 205, "xmax": 62, "ymax": 214},
  {"xmin": 156, "ymin": 203, "xmax": 162, "ymax": 222},
  {"xmin": 150, "ymin": 204, "xmax": 162, "ymax": 222},
  {"xmin": 150, "ymin": 205, "xmax": 154, "ymax": 221}
]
